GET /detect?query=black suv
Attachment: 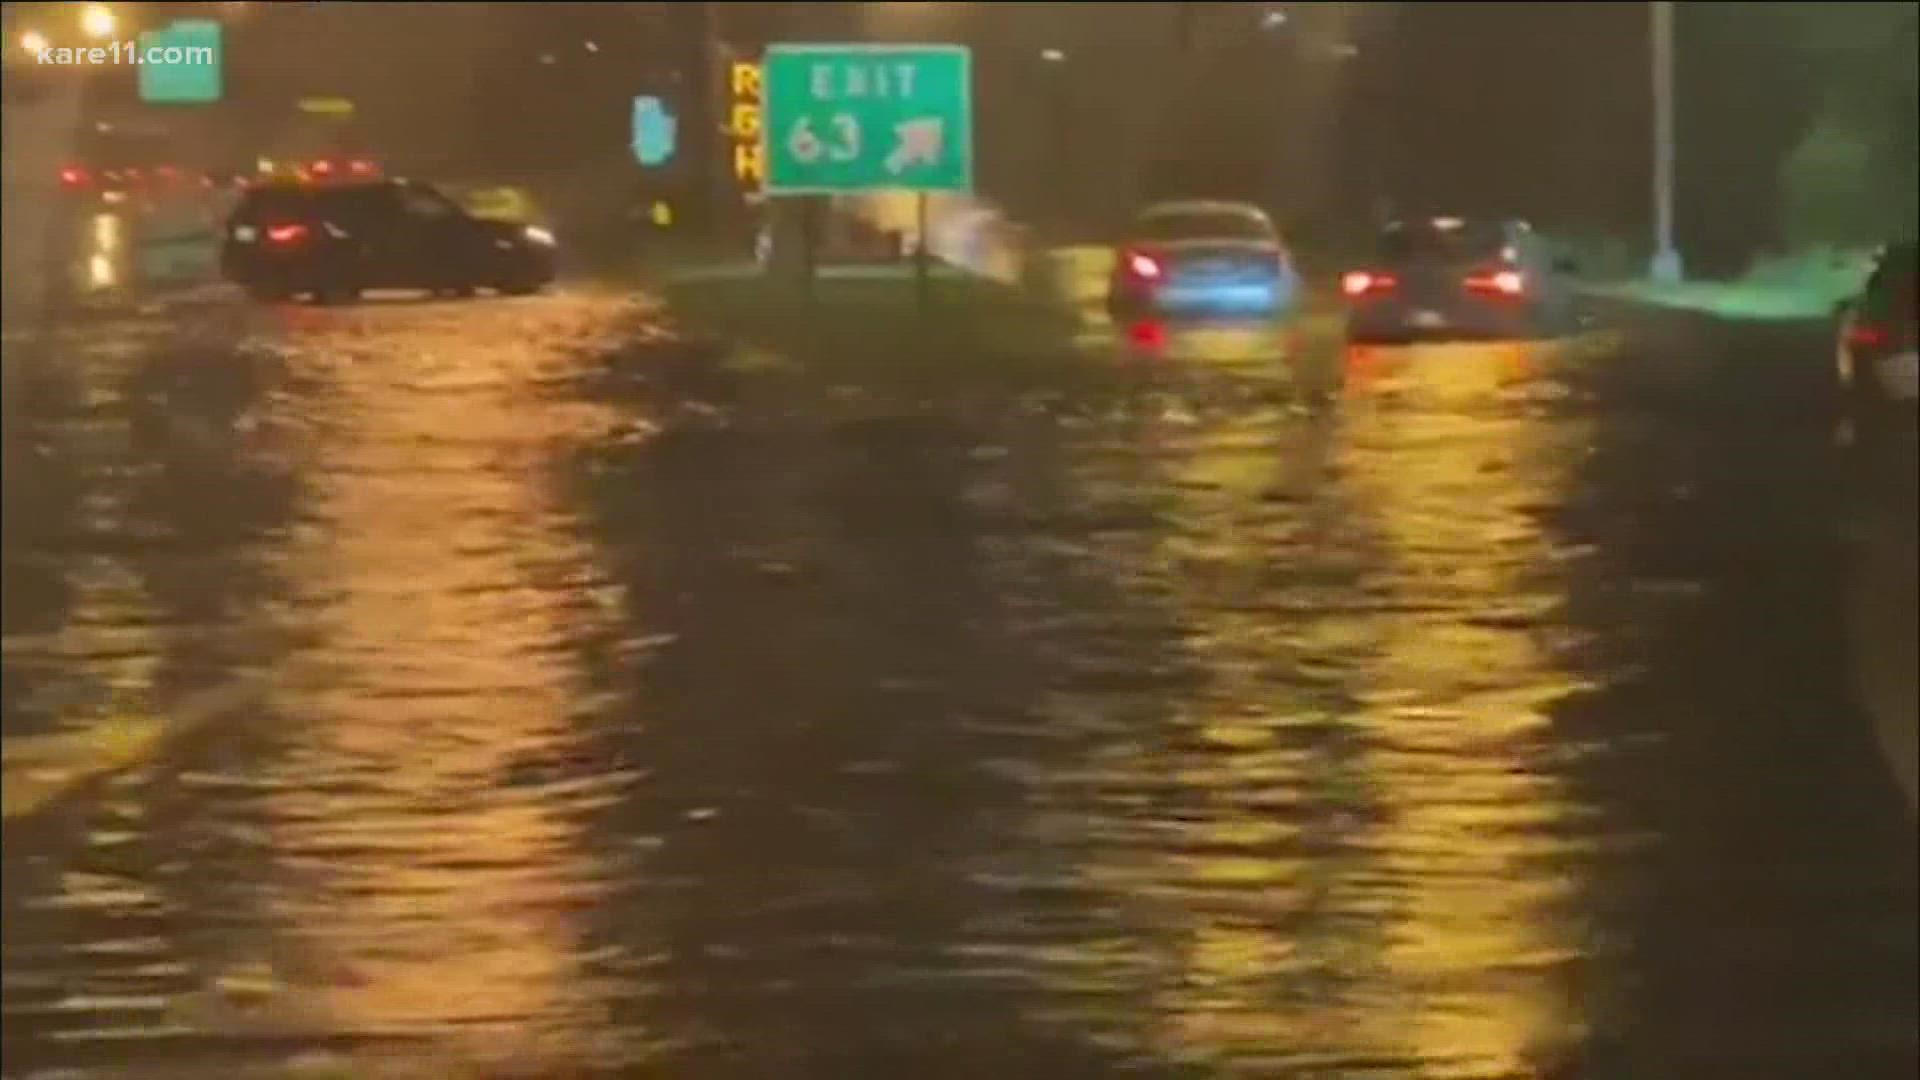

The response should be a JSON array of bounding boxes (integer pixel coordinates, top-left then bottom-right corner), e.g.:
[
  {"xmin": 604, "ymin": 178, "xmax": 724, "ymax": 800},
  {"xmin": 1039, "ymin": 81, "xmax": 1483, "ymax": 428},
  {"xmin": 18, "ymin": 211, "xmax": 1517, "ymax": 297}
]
[
  {"xmin": 221, "ymin": 179, "xmax": 556, "ymax": 303},
  {"xmin": 1343, "ymin": 217, "xmax": 1579, "ymax": 343}
]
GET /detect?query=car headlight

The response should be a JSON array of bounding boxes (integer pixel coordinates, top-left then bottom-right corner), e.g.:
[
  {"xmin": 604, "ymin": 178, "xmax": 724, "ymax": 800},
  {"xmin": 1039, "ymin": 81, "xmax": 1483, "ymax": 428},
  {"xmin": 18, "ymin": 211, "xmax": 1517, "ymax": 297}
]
[{"xmin": 523, "ymin": 226, "xmax": 555, "ymax": 246}]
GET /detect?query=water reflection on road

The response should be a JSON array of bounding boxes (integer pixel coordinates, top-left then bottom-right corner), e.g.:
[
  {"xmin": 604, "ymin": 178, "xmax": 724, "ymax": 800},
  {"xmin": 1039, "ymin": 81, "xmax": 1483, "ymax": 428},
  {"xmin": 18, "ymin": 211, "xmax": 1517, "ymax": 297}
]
[
  {"xmin": 244, "ymin": 296, "xmax": 642, "ymax": 1067},
  {"xmin": 2, "ymin": 296, "xmax": 1914, "ymax": 1077},
  {"xmin": 59, "ymin": 201, "xmax": 226, "ymax": 306},
  {"xmin": 995, "ymin": 343, "xmax": 1599, "ymax": 1075}
]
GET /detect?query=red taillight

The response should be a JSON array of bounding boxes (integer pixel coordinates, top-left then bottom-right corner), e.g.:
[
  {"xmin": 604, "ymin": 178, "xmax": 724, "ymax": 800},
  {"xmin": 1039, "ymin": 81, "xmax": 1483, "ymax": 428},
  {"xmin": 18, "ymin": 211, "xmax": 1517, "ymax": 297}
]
[
  {"xmin": 265, "ymin": 223, "xmax": 310, "ymax": 245},
  {"xmin": 59, "ymin": 166, "xmax": 89, "ymax": 187},
  {"xmin": 1341, "ymin": 270, "xmax": 1397, "ymax": 297},
  {"xmin": 348, "ymin": 158, "xmax": 375, "ymax": 175},
  {"xmin": 1846, "ymin": 322, "xmax": 1892, "ymax": 350},
  {"xmin": 1465, "ymin": 269, "xmax": 1526, "ymax": 297},
  {"xmin": 1127, "ymin": 319, "xmax": 1168, "ymax": 350},
  {"xmin": 1122, "ymin": 250, "xmax": 1163, "ymax": 282},
  {"xmin": 309, "ymin": 159, "xmax": 335, "ymax": 178}
]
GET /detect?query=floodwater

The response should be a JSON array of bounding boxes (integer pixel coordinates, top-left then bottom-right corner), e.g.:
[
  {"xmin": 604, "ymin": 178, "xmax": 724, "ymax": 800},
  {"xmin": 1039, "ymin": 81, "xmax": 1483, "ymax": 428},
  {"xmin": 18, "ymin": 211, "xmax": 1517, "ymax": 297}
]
[{"xmin": 2, "ymin": 275, "xmax": 1914, "ymax": 1079}]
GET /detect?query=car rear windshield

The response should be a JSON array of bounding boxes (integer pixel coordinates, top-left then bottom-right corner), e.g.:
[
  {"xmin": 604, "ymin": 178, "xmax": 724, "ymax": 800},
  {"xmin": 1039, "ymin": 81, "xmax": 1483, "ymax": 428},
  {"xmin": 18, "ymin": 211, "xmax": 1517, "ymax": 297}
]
[
  {"xmin": 1378, "ymin": 221, "xmax": 1507, "ymax": 263},
  {"xmin": 233, "ymin": 184, "xmax": 393, "ymax": 224},
  {"xmin": 1133, "ymin": 210, "xmax": 1274, "ymax": 243}
]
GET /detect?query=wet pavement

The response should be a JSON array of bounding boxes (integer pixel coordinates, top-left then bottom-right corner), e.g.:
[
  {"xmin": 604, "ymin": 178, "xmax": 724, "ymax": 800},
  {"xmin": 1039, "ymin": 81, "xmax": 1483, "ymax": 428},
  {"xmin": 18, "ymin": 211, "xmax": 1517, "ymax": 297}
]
[{"xmin": 2, "ymin": 251, "xmax": 1915, "ymax": 1079}]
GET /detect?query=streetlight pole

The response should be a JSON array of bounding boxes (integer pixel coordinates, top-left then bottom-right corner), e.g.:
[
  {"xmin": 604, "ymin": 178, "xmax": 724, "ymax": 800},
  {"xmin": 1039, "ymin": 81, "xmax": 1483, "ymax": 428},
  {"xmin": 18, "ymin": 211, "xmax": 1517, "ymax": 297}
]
[
  {"xmin": 667, "ymin": 0, "xmax": 717, "ymax": 236},
  {"xmin": 1041, "ymin": 49, "xmax": 1068, "ymax": 229},
  {"xmin": 1649, "ymin": 0, "xmax": 1683, "ymax": 283}
]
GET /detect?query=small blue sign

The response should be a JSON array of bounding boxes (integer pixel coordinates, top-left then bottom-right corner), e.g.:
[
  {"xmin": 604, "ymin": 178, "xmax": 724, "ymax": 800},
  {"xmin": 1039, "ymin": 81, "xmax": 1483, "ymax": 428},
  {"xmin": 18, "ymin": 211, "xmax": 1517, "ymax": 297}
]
[{"xmin": 632, "ymin": 96, "xmax": 677, "ymax": 167}]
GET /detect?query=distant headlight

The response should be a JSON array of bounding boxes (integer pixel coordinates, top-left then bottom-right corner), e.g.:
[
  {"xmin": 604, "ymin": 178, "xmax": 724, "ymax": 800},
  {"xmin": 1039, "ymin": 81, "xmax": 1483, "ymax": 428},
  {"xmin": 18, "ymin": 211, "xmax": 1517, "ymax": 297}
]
[{"xmin": 523, "ymin": 226, "xmax": 555, "ymax": 246}]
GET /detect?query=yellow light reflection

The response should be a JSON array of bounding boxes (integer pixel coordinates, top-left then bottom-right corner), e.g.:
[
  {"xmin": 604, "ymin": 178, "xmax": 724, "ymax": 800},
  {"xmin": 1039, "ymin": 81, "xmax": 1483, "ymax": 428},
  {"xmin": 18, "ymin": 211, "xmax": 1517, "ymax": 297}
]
[
  {"xmin": 1335, "ymin": 341, "xmax": 1591, "ymax": 1073},
  {"xmin": 260, "ymin": 298, "xmax": 638, "ymax": 1068},
  {"xmin": 92, "ymin": 212, "xmax": 119, "ymax": 255},
  {"xmin": 85, "ymin": 212, "xmax": 122, "ymax": 291},
  {"xmin": 87, "ymin": 253, "xmax": 117, "ymax": 290},
  {"xmin": 1023, "ymin": 341, "xmax": 1592, "ymax": 1072}
]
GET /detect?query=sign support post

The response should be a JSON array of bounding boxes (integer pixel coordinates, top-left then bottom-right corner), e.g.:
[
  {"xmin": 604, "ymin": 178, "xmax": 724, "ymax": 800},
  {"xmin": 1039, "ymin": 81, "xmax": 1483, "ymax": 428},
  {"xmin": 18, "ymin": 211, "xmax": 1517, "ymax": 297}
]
[
  {"xmin": 802, "ymin": 198, "xmax": 820, "ymax": 307},
  {"xmin": 914, "ymin": 193, "xmax": 931, "ymax": 318},
  {"xmin": 762, "ymin": 44, "xmax": 973, "ymax": 326}
]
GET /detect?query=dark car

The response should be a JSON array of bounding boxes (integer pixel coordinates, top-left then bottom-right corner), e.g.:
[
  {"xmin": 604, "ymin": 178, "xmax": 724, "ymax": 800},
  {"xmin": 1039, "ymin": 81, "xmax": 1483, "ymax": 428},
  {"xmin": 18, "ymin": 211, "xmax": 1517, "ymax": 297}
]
[
  {"xmin": 1836, "ymin": 240, "xmax": 1918, "ymax": 449},
  {"xmin": 220, "ymin": 178, "xmax": 556, "ymax": 303},
  {"xmin": 1343, "ymin": 217, "xmax": 1578, "ymax": 343}
]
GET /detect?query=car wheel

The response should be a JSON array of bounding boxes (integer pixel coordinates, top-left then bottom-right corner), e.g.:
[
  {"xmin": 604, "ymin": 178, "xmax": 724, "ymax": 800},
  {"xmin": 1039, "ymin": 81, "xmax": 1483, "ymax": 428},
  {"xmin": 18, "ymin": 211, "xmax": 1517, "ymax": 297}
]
[
  {"xmin": 499, "ymin": 279, "xmax": 543, "ymax": 297},
  {"xmin": 315, "ymin": 284, "xmax": 359, "ymax": 306},
  {"xmin": 245, "ymin": 284, "xmax": 289, "ymax": 303}
]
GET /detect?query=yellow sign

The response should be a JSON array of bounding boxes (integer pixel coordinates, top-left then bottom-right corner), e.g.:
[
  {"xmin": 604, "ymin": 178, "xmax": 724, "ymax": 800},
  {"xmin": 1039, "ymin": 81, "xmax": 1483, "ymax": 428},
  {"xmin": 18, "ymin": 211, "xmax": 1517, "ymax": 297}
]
[
  {"xmin": 730, "ymin": 61, "xmax": 762, "ymax": 99},
  {"xmin": 650, "ymin": 200, "xmax": 674, "ymax": 228},
  {"xmin": 733, "ymin": 143, "xmax": 765, "ymax": 186},
  {"xmin": 729, "ymin": 60, "xmax": 763, "ymax": 188},
  {"xmin": 729, "ymin": 101, "xmax": 761, "ymax": 140},
  {"xmin": 297, "ymin": 97, "xmax": 355, "ymax": 116}
]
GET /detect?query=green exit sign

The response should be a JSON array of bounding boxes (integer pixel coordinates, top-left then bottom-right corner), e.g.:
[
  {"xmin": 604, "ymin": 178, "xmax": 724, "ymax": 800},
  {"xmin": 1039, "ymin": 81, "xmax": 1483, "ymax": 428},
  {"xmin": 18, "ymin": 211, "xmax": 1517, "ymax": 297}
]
[
  {"xmin": 762, "ymin": 44, "xmax": 973, "ymax": 195},
  {"xmin": 138, "ymin": 20, "xmax": 223, "ymax": 104}
]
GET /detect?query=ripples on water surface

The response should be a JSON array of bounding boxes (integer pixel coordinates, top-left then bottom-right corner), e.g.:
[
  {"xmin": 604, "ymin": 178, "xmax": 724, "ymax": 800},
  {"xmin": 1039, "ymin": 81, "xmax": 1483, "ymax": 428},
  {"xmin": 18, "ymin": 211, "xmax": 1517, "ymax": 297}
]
[{"xmin": 3, "ymin": 304, "xmax": 1913, "ymax": 1078}]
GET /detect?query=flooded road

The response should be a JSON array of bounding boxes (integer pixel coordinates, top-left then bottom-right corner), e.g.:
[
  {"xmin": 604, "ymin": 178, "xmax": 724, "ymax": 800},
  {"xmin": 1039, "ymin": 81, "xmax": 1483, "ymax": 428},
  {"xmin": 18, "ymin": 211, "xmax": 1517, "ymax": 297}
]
[{"xmin": 3, "ymin": 280, "xmax": 1914, "ymax": 1078}]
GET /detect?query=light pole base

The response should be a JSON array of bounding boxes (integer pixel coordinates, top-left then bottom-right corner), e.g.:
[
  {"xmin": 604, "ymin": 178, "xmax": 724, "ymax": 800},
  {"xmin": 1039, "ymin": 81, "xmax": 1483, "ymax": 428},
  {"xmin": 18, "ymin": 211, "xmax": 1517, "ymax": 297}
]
[{"xmin": 1649, "ymin": 248, "xmax": 1684, "ymax": 285}]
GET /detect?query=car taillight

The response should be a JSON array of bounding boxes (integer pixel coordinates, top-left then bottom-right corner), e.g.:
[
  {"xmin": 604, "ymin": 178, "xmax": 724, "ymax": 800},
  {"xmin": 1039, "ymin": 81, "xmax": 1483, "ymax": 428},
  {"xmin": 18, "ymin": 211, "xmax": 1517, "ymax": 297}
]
[
  {"xmin": 1341, "ymin": 270, "xmax": 1397, "ymax": 297},
  {"xmin": 1122, "ymin": 250, "xmax": 1163, "ymax": 282},
  {"xmin": 265, "ymin": 223, "xmax": 310, "ymax": 245},
  {"xmin": 1465, "ymin": 269, "xmax": 1526, "ymax": 297},
  {"xmin": 348, "ymin": 159, "xmax": 375, "ymax": 176},
  {"xmin": 1127, "ymin": 318, "xmax": 1168, "ymax": 350},
  {"xmin": 59, "ymin": 166, "xmax": 89, "ymax": 187},
  {"xmin": 1846, "ymin": 322, "xmax": 1891, "ymax": 349},
  {"xmin": 308, "ymin": 159, "xmax": 335, "ymax": 179}
]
